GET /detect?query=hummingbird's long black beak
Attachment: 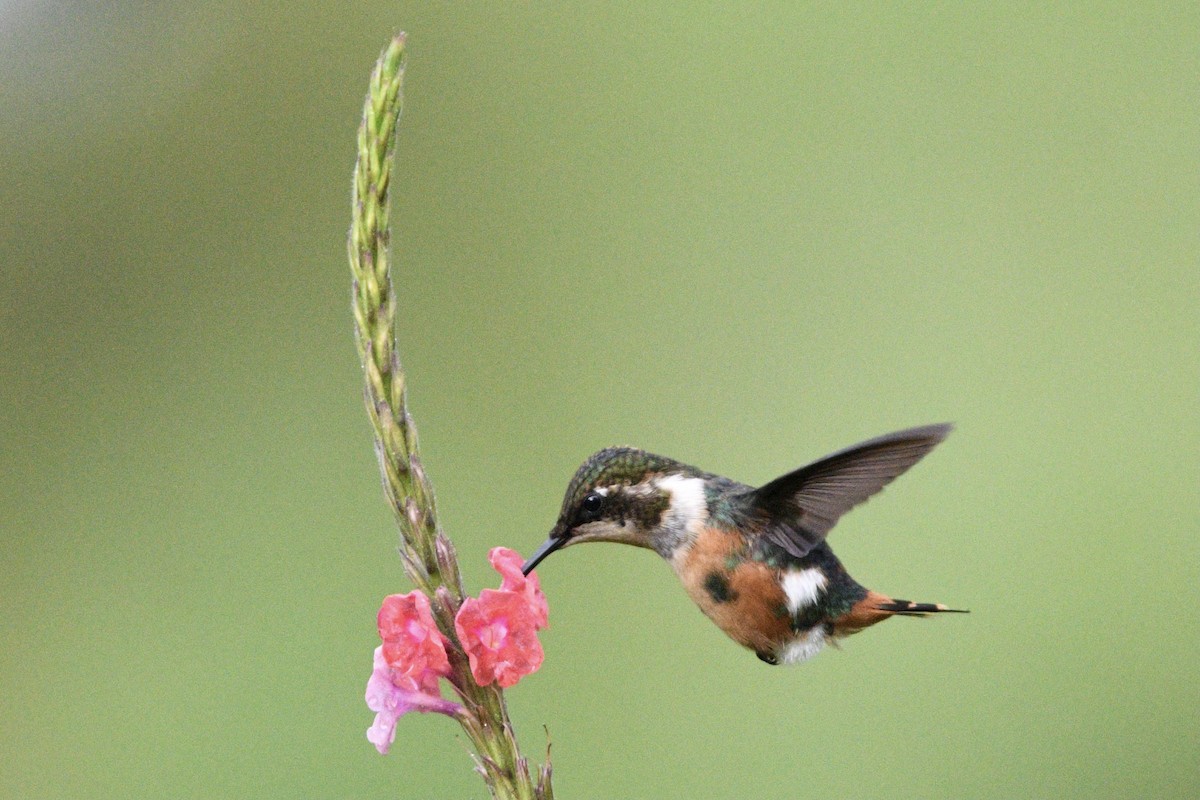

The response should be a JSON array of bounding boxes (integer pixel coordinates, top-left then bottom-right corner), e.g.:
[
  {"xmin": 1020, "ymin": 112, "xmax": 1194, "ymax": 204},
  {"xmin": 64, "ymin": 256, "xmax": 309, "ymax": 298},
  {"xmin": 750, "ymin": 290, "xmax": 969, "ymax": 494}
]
[{"xmin": 521, "ymin": 534, "xmax": 566, "ymax": 576}]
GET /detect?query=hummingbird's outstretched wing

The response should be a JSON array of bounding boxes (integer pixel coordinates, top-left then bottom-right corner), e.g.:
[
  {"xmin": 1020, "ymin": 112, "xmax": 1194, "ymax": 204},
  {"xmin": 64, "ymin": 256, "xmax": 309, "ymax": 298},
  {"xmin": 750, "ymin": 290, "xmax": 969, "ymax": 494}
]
[{"xmin": 749, "ymin": 424, "xmax": 953, "ymax": 559}]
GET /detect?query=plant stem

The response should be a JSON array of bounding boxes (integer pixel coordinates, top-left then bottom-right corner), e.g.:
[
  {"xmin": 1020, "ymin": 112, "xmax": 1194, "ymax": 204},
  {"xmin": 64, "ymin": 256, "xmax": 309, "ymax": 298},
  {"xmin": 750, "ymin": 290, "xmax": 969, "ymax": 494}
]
[{"xmin": 347, "ymin": 33, "xmax": 551, "ymax": 800}]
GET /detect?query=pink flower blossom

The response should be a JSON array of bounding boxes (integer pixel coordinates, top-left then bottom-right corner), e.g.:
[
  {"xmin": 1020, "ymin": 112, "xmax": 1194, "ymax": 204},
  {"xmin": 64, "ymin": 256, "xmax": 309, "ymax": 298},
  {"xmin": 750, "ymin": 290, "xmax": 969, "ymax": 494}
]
[
  {"xmin": 377, "ymin": 591, "xmax": 450, "ymax": 693},
  {"xmin": 454, "ymin": 547, "xmax": 550, "ymax": 688},
  {"xmin": 489, "ymin": 546, "xmax": 549, "ymax": 629},
  {"xmin": 365, "ymin": 647, "xmax": 461, "ymax": 754},
  {"xmin": 455, "ymin": 589, "xmax": 544, "ymax": 688}
]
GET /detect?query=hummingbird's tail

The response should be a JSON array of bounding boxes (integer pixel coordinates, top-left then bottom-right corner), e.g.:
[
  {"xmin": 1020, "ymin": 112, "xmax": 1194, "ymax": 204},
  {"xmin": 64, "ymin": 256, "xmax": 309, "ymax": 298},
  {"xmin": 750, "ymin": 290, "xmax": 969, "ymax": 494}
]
[
  {"xmin": 875, "ymin": 599, "xmax": 969, "ymax": 616},
  {"xmin": 833, "ymin": 591, "xmax": 967, "ymax": 635}
]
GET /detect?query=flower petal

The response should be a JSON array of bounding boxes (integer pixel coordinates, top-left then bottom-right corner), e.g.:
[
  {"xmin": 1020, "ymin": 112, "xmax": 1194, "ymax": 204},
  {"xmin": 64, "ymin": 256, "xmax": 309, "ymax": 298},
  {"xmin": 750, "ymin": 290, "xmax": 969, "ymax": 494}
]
[
  {"xmin": 454, "ymin": 589, "xmax": 545, "ymax": 688},
  {"xmin": 364, "ymin": 646, "xmax": 462, "ymax": 754},
  {"xmin": 489, "ymin": 546, "xmax": 549, "ymax": 629},
  {"xmin": 377, "ymin": 591, "xmax": 451, "ymax": 692}
]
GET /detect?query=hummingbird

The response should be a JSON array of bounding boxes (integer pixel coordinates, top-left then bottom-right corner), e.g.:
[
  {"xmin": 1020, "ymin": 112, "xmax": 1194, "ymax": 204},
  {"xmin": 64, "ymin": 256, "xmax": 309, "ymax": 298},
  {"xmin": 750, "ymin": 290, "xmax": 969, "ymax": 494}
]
[{"xmin": 521, "ymin": 424, "xmax": 965, "ymax": 665}]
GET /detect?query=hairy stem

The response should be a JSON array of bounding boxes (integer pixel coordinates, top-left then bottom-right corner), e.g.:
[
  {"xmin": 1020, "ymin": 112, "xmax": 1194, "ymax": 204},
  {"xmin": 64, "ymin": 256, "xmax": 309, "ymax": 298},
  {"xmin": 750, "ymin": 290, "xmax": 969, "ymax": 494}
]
[{"xmin": 348, "ymin": 33, "xmax": 551, "ymax": 800}]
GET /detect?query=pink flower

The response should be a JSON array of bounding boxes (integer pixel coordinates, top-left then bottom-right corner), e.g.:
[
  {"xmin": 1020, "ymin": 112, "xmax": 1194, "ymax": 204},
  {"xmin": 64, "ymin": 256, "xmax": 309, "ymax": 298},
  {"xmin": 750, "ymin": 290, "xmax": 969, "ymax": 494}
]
[
  {"xmin": 454, "ymin": 548, "xmax": 550, "ymax": 688},
  {"xmin": 489, "ymin": 546, "xmax": 549, "ymax": 629},
  {"xmin": 377, "ymin": 591, "xmax": 450, "ymax": 693},
  {"xmin": 455, "ymin": 590, "xmax": 545, "ymax": 688},
  {"xmin": 365, "ymin": 647, "xmax": 461, "ymax": 754}
]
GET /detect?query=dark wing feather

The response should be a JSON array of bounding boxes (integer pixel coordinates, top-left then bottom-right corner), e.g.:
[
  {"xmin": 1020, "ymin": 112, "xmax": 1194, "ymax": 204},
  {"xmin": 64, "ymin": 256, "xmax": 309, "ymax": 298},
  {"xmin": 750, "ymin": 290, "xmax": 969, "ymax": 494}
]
[{"xmin": 750, "ymin": 424, "xmax": 953, "ymax": 559}]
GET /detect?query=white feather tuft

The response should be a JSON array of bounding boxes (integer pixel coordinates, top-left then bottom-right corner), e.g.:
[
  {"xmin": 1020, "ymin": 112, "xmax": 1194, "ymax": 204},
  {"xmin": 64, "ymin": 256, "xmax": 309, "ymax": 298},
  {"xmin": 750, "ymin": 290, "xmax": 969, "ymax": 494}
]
[
  {"xmin": 777, "ymin": 627, "xmax": 828, "ymax": 664},
  {"xmin": 656, "ymin": 474, "xmax": 707, "ymax": 531},
  {"xmin": 781, "ymin": 568, "xmax": 827, "ymax": 614}
]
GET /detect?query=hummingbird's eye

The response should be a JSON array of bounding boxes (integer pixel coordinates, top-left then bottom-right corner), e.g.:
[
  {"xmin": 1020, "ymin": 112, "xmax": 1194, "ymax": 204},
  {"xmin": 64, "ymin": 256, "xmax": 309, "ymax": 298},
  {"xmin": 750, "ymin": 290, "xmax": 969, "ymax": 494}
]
[{"xmin": 578, "ymin": 492, "xmax": 604, "ymax": 522}]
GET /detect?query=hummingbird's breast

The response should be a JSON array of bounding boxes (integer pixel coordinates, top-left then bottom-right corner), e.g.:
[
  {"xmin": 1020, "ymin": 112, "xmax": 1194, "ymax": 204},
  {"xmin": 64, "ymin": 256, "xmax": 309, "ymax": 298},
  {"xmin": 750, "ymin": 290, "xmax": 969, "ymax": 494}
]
[{"xmin": 672, "ymin": 525, "xmax": 797, "ymax": 658}]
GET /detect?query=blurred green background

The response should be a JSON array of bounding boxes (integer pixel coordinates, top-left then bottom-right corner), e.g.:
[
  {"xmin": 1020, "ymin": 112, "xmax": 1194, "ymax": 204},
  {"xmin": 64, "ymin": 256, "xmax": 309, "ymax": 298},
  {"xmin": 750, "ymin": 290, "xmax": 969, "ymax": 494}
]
[{"xmin": 3, "ymin": 3, "xmax": 1197, "ymax": 798}]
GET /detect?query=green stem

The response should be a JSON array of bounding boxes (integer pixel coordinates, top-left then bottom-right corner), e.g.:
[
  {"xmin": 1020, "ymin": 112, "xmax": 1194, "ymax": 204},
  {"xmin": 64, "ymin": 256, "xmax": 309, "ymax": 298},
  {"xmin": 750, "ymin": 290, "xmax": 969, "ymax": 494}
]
[{"xmin": 347, "ymin": 33, "xmax": 551, "ymax": 800}]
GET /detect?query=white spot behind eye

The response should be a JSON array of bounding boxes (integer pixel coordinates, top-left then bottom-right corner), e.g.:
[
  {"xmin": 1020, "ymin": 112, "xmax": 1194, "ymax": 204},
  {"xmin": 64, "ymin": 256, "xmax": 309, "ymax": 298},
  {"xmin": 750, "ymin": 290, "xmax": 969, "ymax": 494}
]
[{"xmin": 656, "ymin": 475, "xmax": 706, "ymax": 531}]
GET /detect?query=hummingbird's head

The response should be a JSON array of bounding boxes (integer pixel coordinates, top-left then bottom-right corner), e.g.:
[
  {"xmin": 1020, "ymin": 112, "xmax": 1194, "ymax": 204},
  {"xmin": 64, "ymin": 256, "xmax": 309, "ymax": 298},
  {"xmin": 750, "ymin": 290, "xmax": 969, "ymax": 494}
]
[{"xmin": 521, "ymin": 447, "xmax": 711, "ymax": 575}]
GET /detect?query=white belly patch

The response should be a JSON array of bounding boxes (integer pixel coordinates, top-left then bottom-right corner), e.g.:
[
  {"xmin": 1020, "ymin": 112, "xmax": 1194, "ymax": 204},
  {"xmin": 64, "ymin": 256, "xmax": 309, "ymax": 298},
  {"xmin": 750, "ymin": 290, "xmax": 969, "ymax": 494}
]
[{"xmin": 776, "ymin": 626, "xmax": 828, "ymax": 664}]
